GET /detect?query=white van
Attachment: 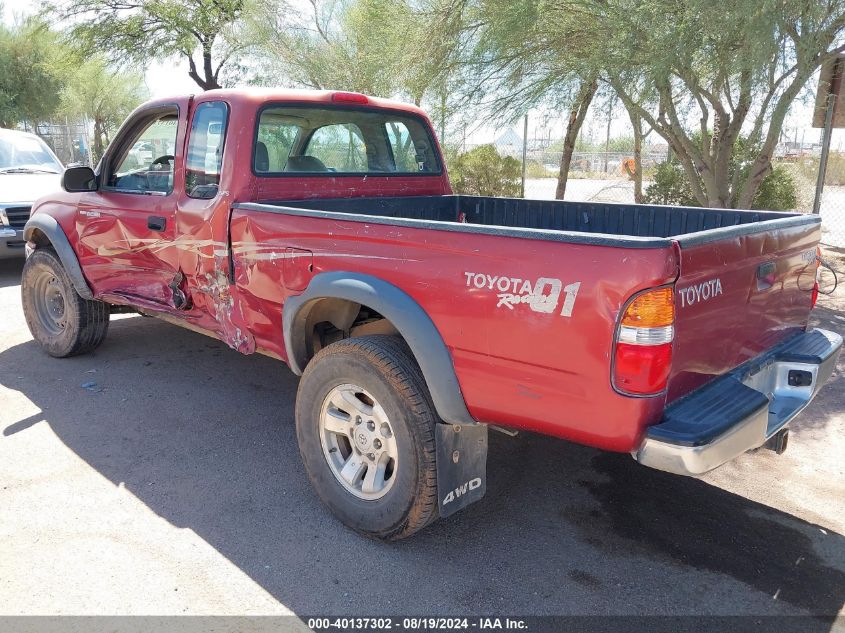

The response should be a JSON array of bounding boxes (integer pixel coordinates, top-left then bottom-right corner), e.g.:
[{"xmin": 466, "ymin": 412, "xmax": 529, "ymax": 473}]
[{"xmin": 0, "ymin": 128, "xmax": 63, "ymax": 259}]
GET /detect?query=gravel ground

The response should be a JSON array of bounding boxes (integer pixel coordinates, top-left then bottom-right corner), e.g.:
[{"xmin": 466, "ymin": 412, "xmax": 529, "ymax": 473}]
[{"xmin": 0, "ymin": 257, "xmax": 844, "ymax": 626}]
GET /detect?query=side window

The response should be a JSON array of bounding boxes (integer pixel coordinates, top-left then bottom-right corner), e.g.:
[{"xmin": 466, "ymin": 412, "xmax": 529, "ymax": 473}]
[
  {"xmin": 186, "ymin": 101, "xmax": 229, "ymax": 199},
  {"xmin": 304, "ymin": 124, "xmax": 367, "ymax": 172},
  {"xmin": 109, "ymin": 112, "xmax": 178, "ymax": 194},
  {"xmin": 386, "ymin": 121, "xmax": 423, "ymax": 172}
]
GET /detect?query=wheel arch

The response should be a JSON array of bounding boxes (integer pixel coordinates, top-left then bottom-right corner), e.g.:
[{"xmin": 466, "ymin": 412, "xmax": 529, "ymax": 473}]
[
  {"xmin": 283, "ymin": 272, "xmax": 475, "ymax": 426},
  {"xmin": 23, "ymin": 215, "xmax": 93, "ymax": 300}
]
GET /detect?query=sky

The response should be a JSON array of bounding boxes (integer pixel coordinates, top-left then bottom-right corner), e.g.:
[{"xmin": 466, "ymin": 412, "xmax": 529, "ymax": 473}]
[{"xmin": 2, "ymin": 0, "xmax": 831, "ymax": 150}]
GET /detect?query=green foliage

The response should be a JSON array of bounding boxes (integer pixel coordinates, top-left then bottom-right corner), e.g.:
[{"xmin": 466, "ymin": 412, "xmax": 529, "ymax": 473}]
[
  {"xmin": 56, "ymin": 0, "xmax": 248, "ymax": 90},
  {"xmin": 0, "ymin": 15, "xmax": 146, "ymax": 161},
  {"xmin": 525, "ymin": 159, "xmax": 551, "ymax": 178},
  {"xmin": 0, "ymin": 20, "xmax": 67, "ymax": 128},
  {"xmin": 642, "ymin": 162, "xmax": 700, "ymax": 207},
  {"xmin": 752, "ymin": 165, "xmax": 798, "ymax": 211},
  {"xmin": 644, "ymin": 161, "xmax": 798, "ymax": 210},
  {"xmin": 252, "ymin": 0, "xmax": 410, "ymax": 97},
  {"xmin": 477, "ymin": 0, "xmax": 845, "ymax": 208},
  {"xmin": 60, "ymin": 57, "xmax": 148, "ymax": 162},
  {"xmin": 251, "ymin": 0, "xmax": 471, "ymax": 142},
  {"xmin": 448, "ymin": 144, "xmax": 521, "ymax": 197}
]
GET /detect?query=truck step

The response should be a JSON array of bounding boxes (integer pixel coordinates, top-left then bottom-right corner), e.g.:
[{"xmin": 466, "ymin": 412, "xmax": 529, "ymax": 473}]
[{"xmin": 646, "ymin": 378, "xmax": 769, "ymax": 448}]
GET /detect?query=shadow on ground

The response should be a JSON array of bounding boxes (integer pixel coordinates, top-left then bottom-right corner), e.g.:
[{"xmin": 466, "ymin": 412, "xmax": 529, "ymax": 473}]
[
  {"xmin": 0, "ymin": 258, "xmax": 23, "ymax": 289},
  {"xmin": 1, "ymin": 258, "xmax": 844, "ymax": 622}
]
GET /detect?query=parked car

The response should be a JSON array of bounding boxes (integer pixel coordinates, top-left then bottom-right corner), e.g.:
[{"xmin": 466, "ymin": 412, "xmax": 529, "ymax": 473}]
[
  {"xmin": 0, "ymin": 128, "xmax": 63, "ymax": 258},
  {"xmin": 20, "ymin": 90, "xmax": 842, "ymax": 539}
]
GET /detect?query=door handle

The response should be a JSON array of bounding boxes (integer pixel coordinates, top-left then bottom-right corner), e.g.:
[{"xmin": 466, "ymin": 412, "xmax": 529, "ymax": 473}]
[{"xmin": 147, "ymin": 216, "xmax": 167, "ymax": 231}]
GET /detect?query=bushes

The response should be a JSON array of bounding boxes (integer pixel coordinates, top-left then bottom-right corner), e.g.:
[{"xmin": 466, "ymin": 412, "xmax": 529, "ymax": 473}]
[
  {"xmin": 642, "ymin": 162, "xmax": 699, "ymax": 206},
  {"xmin": 448, "ymin": 144, "xmax": 522, "ymax": 197},
  {"xmin": 525, "ymin": 159, "xmax": 552, "ymax": 178},
  {"xmin": 752, "ymin": 164, "xmax": 798, "ymax": 210},
  {"xmin": 643, "ymin": 161, "xmax": 798, "ymax": 210}
]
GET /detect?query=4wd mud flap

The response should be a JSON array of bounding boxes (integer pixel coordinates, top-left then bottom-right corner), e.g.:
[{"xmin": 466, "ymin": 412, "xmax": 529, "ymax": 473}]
[{"xmin": 436, "ymin": 422, "xmax": 488, "ymax": 518}]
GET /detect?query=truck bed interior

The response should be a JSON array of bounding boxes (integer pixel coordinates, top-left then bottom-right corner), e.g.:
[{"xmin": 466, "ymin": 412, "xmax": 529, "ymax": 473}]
[{"xmin": 263, "ymin": 195, "xmax": 798, "ymax": 239}]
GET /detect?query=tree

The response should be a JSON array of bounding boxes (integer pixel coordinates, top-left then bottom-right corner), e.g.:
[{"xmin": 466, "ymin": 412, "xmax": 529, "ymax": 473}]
[
  {"xmin": 251, "ymin": 0, "xmax": 408, "ymax": 96},
  {"xmin": 589, "ymin": 0, "xmax": 845, "ymax": 208},
  {"xmin": 0, "ymin": 19, "xmax": 66, "ymax": 128},
  {"xmin": 60, "ymin": 57, "xmax": 148, "ymax": 162},
  {"xmin": 643, "ymin": 160, "xmax": 798, "ymax": 211},
  {"xmin": 250, "ymin": 0, "xmax": 471, "ymax": 139},
  {"xmin": 471, "ymin": 0, "xmax": 600, "ymax": 199},
  {"xmin": 53, "ymin": 0, "xmax": 249, "ymax": 91}
]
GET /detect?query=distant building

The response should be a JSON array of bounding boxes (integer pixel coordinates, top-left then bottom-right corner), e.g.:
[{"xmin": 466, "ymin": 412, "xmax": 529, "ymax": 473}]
[{"xmin": 493, "ymin": 128, "xmax": 523, "ymax": 157}]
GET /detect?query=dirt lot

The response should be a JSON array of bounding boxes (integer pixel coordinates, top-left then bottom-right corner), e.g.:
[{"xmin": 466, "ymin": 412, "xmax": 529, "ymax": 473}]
[{"xmin": 1, "ymin": 256, "xmax": 844, "ymax": 625}]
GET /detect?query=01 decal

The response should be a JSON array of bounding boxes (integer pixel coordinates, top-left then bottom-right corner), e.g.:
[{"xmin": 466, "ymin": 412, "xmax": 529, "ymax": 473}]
[{"xmin": 463, "ymin": 271, "xmax": 581, "ymax": 317}]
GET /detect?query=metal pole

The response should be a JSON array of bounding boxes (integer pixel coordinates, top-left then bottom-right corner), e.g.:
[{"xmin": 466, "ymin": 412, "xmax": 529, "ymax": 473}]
[
  {"xmin": 814, "ymin": 59, "xmax": 841, "ymax": 215},
  {"xmin": 604, "ymin": 97, "xmax": 613, "ymax": 173},
  {"xmin": 521, "ymin": 114, "xmax": 528, "ymax": 198}
]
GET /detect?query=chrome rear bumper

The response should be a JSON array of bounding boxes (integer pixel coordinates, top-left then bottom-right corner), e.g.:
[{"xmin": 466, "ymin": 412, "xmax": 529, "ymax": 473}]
[{"xmin": 633, "ymin": 328, "xmax": 842, "ymax": 476}]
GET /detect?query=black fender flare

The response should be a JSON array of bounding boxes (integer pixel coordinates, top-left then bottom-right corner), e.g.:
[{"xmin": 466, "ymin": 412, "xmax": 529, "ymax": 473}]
[
  {"xmin": 283, "ymin": 271, "xmax": 475, "ymax": 426},
  {"xmin": 23, "ymin": 215, "xmax": 94, "ymax": 300}
]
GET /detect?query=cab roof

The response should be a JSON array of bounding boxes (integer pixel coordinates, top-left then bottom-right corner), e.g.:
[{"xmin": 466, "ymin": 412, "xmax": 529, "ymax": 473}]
[{"xmin": 144, "ymin": 88, "xmax": 431, "ymax": 120}]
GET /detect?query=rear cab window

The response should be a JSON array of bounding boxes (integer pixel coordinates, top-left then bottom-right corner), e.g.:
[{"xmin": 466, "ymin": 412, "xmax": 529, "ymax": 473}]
[{"xmin": 253, "ymin": 105, "xmax": 440, "ymax": 176}]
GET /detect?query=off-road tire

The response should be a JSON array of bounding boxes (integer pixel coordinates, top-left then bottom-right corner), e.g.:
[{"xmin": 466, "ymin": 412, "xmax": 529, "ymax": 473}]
[
  {"xmin": 21, "ymin": 248, "xmax": 109, "ymax": 357},
  {"xmin": 295, "ymin": 335, "xmax": 439, "ymax": 540}
]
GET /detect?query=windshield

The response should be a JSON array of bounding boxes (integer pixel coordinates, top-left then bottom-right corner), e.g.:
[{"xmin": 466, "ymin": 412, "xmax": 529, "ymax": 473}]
[
  {"xmin": 0, "ymin": 134, "xmax": 63, "ymax": 173},
  {"xmin": 254, "ymin": 105, "xmax": 441, "ymax": 176}
]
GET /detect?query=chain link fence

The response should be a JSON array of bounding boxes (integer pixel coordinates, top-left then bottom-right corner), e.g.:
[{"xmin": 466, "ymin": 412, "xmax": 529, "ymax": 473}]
[
  {"xmin": 19, "ymin": 119, "xmax": 93, "ymax": 167},
  {"xmin": 790, "ymin": 128, "xmax": 845, "ymax": 250},
  {"xmin": 455, "ymin": 115, "xmax": 845, "ymax": 249},
  {"xmin": 32, "ymin": 120, "xmax": 93, "ymax": 167},
  {"xmin": 520, "ymin": 149, "xmax": 667, "ymax": 205}
]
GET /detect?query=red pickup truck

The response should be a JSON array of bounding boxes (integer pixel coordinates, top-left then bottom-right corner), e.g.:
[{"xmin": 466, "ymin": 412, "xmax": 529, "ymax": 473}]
[{"xmin": 21, "ymin": 89, "xmax": 842, "ymax": 539}]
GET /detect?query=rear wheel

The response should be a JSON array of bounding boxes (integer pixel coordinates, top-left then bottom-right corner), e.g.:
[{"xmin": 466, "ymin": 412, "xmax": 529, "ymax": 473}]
[
  {"xmin": 295, "ymin": 335, "xmax": 439, "ymax": 540},
  {"xmin": 21, "ymin": 248, "xmax": 109, "ymax": 357}
]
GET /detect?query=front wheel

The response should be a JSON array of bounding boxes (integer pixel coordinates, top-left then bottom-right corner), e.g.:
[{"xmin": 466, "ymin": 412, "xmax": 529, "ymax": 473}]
[
  {"xmin": 295, "ymin": 335, "xmax": 439, "ymax": 540},
  {"xmin": 21, "ymin": 248, "xmax": 109, "ymax": 357}
]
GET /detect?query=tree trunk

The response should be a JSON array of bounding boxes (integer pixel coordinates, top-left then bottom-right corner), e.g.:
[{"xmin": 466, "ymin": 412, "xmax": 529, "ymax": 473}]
[
  {"xmin": 186, "ymin": 42, "xmax": 223, "ymax": 91},
  {"xmin": 555, "ymin": 78, "xmax": 598, "ymax": 200},
  {"xmin": 735, "ymin": 154, "xmax": 773, "ymax": 209},
  {"xmin": 93, "ymin": 118, "xmax": 105, "ymax": 164}
]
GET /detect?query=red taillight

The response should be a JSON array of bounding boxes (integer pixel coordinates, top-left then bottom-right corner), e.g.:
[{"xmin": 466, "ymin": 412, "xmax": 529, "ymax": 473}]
[
  {"xmin": 811, "ymin": 246, "xmax": 821, "ymax": 308},
  {"xmin": 331, "ymin": 91, "xmax": 369, "ymax": 104},
  {"xmin": 614, "ymin": 342, "xmax": 673, "ymax": 395},
  {"xmin": 613, "ymin": 287, "xmax": 675, "ymax": 396}
]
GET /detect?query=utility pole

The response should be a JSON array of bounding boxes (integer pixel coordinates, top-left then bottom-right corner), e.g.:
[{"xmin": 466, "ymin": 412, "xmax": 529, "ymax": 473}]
[
  {"xmin": 603, "ymin": 95, "xmax": 614, "ymax": 174},
  {"xmin": 521, "ymin": 114, "xmax": 528, "ymax": 198}
]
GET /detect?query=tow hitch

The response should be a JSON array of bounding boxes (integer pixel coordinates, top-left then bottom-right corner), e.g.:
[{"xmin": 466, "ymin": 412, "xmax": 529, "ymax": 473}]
[{"xmin": 764, "ymin": 428, "xmax": 789, "ymax": 455}]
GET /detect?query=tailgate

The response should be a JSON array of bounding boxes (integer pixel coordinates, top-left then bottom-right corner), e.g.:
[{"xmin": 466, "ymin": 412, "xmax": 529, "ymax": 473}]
[{"xmin": 667, "ymin": 216, "xmax": 821, "ymax": 403}]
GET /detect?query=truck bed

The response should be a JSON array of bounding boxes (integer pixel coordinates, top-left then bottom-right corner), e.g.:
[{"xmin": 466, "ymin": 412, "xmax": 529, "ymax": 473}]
[
  {"xmin": 249, "ymin": 195, "xmax": 810, "ymax": 245},
  {"xmin": 229, "ymin": 195, "xmax": 822, "ymax": 450}
]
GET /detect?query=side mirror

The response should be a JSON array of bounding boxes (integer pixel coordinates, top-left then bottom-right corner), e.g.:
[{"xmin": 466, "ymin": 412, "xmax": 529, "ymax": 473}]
[{"xmin": 62, "ymin": 166, "xmax": 97, "ymax": 193}]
